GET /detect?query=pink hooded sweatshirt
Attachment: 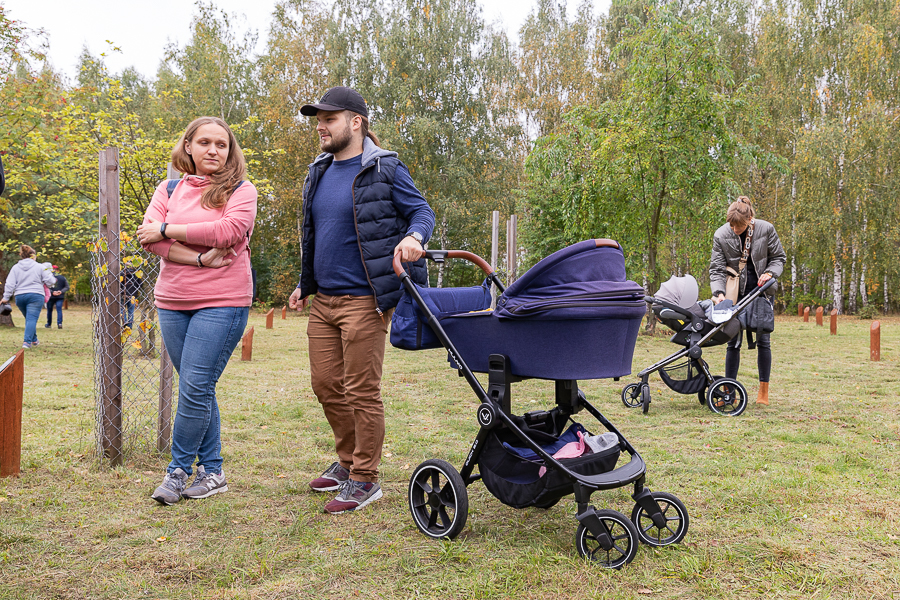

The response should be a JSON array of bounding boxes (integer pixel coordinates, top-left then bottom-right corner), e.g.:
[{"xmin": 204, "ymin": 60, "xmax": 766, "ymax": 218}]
[{"xmin": 141, "ymin": 176, "xmax": 258, "ymax": 310}]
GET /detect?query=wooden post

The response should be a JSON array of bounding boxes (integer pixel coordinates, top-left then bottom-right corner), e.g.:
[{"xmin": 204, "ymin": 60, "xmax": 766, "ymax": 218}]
[
  {"xmin": 266, "ymin": 308, "xmax": 275, "ymax": 329},
  {"xmin": 797, "ymin": 302, "xmax": 803, "ymax": 317},
  {"xmin": 157, "ymin": 162, "xmax": 178, "ymax": 453},
  {"xmin": 803, "ymin": 306, "xmax": 810, "ymax": 322},
  {"xmin": 98, "ymin": 147, "xmax": 123, "ymax": 466},
  {"xmin": 241, "ymin": 327, "xmax": 254, "ymax": 361},
  {"xmin": 63, "ymin": 299, "xmax": 68, "ymax": 310},
  {"xmin": 281, "ymin": 305, "xmax": 287, "ymax": 320},
  {"xmin": 0, "ymin": 350, "xmax": 24, "ymax": 477},
  {"xmin": 490, "ymin": 211, "xmax": 499, "ymax": 309},
  {"xmin": 871, "ymin": 321, "xmax": 881, "ymax": 362},
  {"xmin": 815, "ymin": 307, "xmax": 824, "ymax": 326},
  {"xmin": 830, "ymin": 309, "xmax": 837, "ymax": 335},
  {"xmin": 157, "ymin": 339, "xmax": 173, "ymax": 453}
]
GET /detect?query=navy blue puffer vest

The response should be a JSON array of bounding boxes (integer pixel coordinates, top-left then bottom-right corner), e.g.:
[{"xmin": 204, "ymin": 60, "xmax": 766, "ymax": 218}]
[{"xmin": 300, "ymin": 153, "xmax": 428, "ymax": 313}]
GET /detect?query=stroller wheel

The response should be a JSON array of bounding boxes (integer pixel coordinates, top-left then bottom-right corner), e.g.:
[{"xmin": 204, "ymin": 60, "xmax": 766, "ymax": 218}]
[
  {"xmin": 631, "ymin": 491, "xmax": 689, "ymax": 547},
  {"xmin": 699, "ymin": 375, "xmax": 724, "ymax": 404},
  {"xmin": 621, "ymin": 383, "xmax": 642, "ymax": 409},
  {"xmin": 574, "ymin": 509, "xmax": 639, "ymax": 569},
  {"xmin": 641, "ymin": 385, "xmax": 651, "ymax": 414},
  {"xmin": 706, "ymin": 378, "xmax": 748, "ymax": 416},
  {"xmin": 408, "ymin": 459, "xmax": 469, "ymax": 540}
]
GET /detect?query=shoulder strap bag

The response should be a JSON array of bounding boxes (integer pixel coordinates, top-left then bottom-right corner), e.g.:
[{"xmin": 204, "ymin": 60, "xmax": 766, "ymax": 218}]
[{"xmin": 724, "ymin": 219, "xmax": 754, "ymax": 303}]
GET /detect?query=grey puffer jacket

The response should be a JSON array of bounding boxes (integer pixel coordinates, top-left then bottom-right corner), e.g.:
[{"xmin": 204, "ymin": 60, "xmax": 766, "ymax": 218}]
[{"xmin": 709, "ymin": 219, "xmax": 786, "ymax": 298}]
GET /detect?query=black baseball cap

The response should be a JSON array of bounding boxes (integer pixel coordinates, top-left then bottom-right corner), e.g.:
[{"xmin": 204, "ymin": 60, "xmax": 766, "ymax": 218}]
[{"xmin": 300, "ymin": 86, "xmax": 368, "ymax": 118}]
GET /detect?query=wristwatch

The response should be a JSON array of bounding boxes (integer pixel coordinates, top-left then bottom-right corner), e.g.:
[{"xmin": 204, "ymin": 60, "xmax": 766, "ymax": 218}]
[
  {"xmin": 408, "ymin": 231, "xmax": 424, "ymax": 245},
  {"xmin": 160, "ymin": 222, "xmax": 170, "ymax": 240}
]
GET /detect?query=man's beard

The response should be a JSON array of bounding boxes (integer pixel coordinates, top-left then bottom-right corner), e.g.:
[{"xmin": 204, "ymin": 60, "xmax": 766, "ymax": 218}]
[{"xmin": 320, "ymin": 122, "xmax": 354, "ymax": 154}]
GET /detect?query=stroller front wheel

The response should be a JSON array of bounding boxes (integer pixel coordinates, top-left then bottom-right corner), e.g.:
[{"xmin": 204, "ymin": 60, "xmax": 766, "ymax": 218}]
[
  {"xmin": 621, "ymin": 383, "xmax": 642, "ymax": 408},
  {"xmin": 706, "ymin": 378, "xmax": 748, "ymax": 416},
  {"xmin": 408, "ymin": 459, "xmax": 469, "ymax": 540},
  {"xmin": 631, "ymin": 491, "xmax": 689, "ymax": 547},
  {"xmin": 574, "ymin": 509, "xmax": 639, "ymax": 569}
]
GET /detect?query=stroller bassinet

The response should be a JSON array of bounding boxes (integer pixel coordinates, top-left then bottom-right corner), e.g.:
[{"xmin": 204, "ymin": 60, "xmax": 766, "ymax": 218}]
[{"xmin": 391, "ymin": 239, "xmax": 689, "ymax": 568}]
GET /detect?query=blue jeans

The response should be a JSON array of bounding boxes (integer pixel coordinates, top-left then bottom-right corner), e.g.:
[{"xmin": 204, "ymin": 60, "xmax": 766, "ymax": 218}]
[
  {"xmin": 47, "ymin": 296, "xmax": 64, "ymax": 325},
  {"xmin": 15, "ymin": 293, "xmax": 44, "ymax": 345},
  {"xmin": 158, "ymin": 306, "xmax": 248, "ymax": 475},
  {"xmin": 122, "ymin": 296, "xmax": 136, "ymax": 328}
]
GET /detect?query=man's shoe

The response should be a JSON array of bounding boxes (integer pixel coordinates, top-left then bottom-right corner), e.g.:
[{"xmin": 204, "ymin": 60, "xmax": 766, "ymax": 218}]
[
  {"xmin": 151, "ymin": 468, "xmax": 188, "ymax": 505},
  {"xmin": 309, "ymin": 461, "xmax": 350, "ymax": 492},
  {"xmin": 58, "ymin": 324, "xmax": 62, "ymax": 329},
  {"xmin": 182, "ymin": 465, "xmax": 228, "ymax": 499},
  {"xmin": 324, "ymin": 480, "xmax": 382, "ymax": 514},
  {"xmin": 44, "ymin": 323, "xmax": 50, "ymax": 328}
]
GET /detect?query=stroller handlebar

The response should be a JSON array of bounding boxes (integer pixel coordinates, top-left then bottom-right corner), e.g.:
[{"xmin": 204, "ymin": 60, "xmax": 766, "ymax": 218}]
[{"xmin": 393, "ymin": 249, "xmax": 494, "ymax": 278}]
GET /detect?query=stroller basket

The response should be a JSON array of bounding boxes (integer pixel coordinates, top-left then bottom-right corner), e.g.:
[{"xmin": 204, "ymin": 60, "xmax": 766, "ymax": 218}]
[
  {"xmin": 480, "ymin": 423, "xmax": 622, "ymax": 509},
  {"xmin": 658, "ymin": 359, "xmax": 707, "ymax": 395}
]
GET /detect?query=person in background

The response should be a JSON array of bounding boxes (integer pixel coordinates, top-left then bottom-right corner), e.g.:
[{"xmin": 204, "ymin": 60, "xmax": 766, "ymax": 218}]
[
  {"xmin": 45, "ymin": 265, "xmax": 69, "ymax": 329},
  {"xmin": 1, "ymin": 245, "xmax": 57, "ymax": 349},
  {"xmin": 289, "ymin": 86, "xmax": 435, "ymax": 514},
  {"xmin": 121, "ymin": 266, "xmax": 141, "ymax": 329},
  {"xmin": 710, "ymin": 196, "xmax": 786, "ymax": 406},
  {"xmin": 137, "ymin": 116, "xmax": 257, "ymax": 505}
]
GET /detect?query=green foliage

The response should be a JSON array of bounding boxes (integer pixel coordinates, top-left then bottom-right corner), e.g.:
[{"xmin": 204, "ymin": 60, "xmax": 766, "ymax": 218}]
[{"xmin": 856, "ymin": 303, "xmax": 879, "ymax": 319}]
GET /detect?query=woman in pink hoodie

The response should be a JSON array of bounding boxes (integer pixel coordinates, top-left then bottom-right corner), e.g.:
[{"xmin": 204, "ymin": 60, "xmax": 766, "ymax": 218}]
[{"xmin": 137, "ymin": 117, "xmax": 257, "ymax": 505}]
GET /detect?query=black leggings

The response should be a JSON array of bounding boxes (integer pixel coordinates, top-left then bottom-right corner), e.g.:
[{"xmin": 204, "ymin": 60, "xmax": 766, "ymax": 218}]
[{"xmin": 725, "ymin": 330, "xmax": 771, "ymax": 382}]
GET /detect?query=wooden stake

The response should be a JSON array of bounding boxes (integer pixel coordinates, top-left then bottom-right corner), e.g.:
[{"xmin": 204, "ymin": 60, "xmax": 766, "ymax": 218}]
[
  {"xmin": 0, "ymin": 350, "xmax": 24, "ymax": 477},
  {"xmin": 871, "ymin": 321, "xmax": 881, "ymax": 362},
  {"xmin": 797, "ymin": 302, "xmax": 803, "ymax": 317},
  {"xmin": 803, "ymin": 306, "xmax": 810, "ymax": 322},
  {"xmin": 266, "ymin": 308, "xmax": 275, "ymax": 329},
  {"xmin": 98, "ymin": 147, "xmax": 123, "ymax": 466},
  {"xmin": 815, "ymin": 306, "xmax": 823, "ymax": 326},
  {"xmin": 281, "ymin": 305, "xmax": 287, "ymax": 320},
  {"xmin": 241, "ymin": 327, "xmax": 254, "ymax": 361},
  {"xmin": 63, "ymin": 299, "xmax": 68, "ymax": 310},
  {"xmin": 830, "ymin": 309, "xmax": 837, "ymax": 335}
]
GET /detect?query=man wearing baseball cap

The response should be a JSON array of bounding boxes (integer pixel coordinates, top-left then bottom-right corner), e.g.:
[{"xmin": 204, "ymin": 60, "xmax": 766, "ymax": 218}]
[
  {"xmin": 45, "ymin": 264, "xmax": 69, "ymax": 329},
  {"xmin": 289, "ymin": 86, "xmax": 435, "ymax": 514}
]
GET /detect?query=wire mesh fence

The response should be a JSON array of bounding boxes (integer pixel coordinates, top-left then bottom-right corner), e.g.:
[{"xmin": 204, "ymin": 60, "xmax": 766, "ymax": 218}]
[
  {"xmin": 91, "ymin": 233, "xmax": 176, "ymax": 465},
  {"xmin": 90, "ymin": 148, "xmax": 176, "ymax": 466}
]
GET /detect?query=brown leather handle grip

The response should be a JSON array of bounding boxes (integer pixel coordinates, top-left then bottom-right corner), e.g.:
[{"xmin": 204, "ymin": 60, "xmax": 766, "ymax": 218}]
[
  {"xmin": 393, "ymin": 249, "xmax": 494, "ymax": 277},
  {"xmin": 595, "ymin": 238, "xmax": 621, "ymax": 249}
]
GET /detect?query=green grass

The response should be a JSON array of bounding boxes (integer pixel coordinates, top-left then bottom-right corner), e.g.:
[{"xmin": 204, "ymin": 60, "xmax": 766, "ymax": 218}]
[{"xmin": 0, "ymin": 306, "xmax": 898, "ymax": 599}]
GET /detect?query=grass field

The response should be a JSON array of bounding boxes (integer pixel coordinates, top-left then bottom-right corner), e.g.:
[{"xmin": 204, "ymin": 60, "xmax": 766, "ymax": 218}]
[{"xmin": 0, "ymin": 305, "xmax": 898, "ymax": 599}]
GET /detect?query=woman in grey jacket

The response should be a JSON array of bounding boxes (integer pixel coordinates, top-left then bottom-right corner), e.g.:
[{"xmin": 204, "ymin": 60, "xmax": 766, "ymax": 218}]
[
  {"xmin": 1, "ymin": 245, "xmax": 57, "ymax": 349},
  {"xmin": 710, "ymin": 197, "xmax": 786, "ymax": 405}
]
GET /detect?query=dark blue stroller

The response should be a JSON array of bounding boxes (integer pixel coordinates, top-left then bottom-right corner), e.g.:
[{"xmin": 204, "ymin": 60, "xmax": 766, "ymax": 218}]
[{"xmin": 391, "ymin": 239, "xmax": 690, "ymax": 568}]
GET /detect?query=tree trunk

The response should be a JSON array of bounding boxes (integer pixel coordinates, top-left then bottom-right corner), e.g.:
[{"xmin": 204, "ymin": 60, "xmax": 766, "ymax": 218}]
[
  {"xmin": 885, "ymin": 274, "xmax": 889, "ymax": 314},
  {"xmin": 790, "ymin": 173, "xmax": 797, "ymax": 300},
  {"xmin": 860, "ymin": 264, "xmax": 868, "ymax": 306},
  {"xmin": 832, "ymin": 153, "xmax": 844, "ymax": 314},
  {"xmin": 436, "ymin": 216, "xmax": 448, "ymax": 289}
]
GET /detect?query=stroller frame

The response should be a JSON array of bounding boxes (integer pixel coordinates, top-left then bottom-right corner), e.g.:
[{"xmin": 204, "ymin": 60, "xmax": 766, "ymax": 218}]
[
  {"xmin": 394, "ymin": 242, "xmax": 689, "ymax": 568},
  {"xmin": 622, "ymin": 278, "xmax": 777, "ymax": 416}
]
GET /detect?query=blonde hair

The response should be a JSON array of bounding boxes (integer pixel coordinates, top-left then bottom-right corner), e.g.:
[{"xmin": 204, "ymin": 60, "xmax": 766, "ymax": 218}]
[
  {"xmin": 19, "ymin": 244, "xmax": 35, "ymax": 259},
  {"xmin": 170, "ymin": 117, "xmax": 247, "ymax": 210},
  {"xmin": 726, "ymin": 195, "xmax": 755, "ymax": 227}
]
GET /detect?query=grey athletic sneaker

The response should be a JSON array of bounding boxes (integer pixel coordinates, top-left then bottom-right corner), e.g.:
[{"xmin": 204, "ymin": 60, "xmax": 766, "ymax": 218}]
[
  {"xmin": 182, "ymin": 465, "xmax": 228, "ymax": 500},
  {"xmin": 324, "ymin": 480, "xmax": 383, "ymax": 514},
  {"xmin": 309, "ymin": 461, "xmax": 350, "ymax": 492},
  {"xmin": 151, "ymin": 468, "xmax": 188, "ymax": 505}
]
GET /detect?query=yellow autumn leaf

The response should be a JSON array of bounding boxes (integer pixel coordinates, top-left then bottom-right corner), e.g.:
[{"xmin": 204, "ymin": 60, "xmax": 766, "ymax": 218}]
[
  {"xmin": 135, "ymin": 270, "xmax": 143, "ymax": 279},
  {"xmin": 138, "ymin": 320, "xmax": 152, "ymax": 333},
  {"xmin": 131, "ymin": 341, "xmax": 142, "ymax": 349}
]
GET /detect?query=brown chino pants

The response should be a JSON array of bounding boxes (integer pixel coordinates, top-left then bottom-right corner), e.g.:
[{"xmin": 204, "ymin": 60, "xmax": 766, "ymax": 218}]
[{"xmin": 307, "ymin": 293, "xmax": 392, "ymax": 483}]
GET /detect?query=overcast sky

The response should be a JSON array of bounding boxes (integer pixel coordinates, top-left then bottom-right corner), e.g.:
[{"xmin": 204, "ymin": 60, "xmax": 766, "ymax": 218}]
[{"xmin": 3, "ymin": 0, "xmax": 611, "ymax": 83}]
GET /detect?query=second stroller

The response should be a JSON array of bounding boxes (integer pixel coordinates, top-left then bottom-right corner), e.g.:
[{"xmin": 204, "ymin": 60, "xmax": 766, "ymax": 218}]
[{"xmin": 621, "ymin": 274, "xmax": 775, "ymax": 416}]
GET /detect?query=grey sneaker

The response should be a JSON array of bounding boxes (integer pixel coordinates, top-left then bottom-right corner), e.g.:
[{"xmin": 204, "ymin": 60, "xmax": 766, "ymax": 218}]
[
  {"xmin": 309, "ymin": 461, "xmax": 350, "ymax": 492},
  {"xmin": 324, "ymin": 480, "xmax": 383, "ymax": 514},
  {"xmin": 151, "ymin": 468, "xmax": 188, "ymax": 505},
  {"xmin": 21, "ymin": 343, "xmax": 31, "ymax": 349},
  {"xmin": 182, "ymin": 465, "xmax": 228, "ymax": 500}
]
